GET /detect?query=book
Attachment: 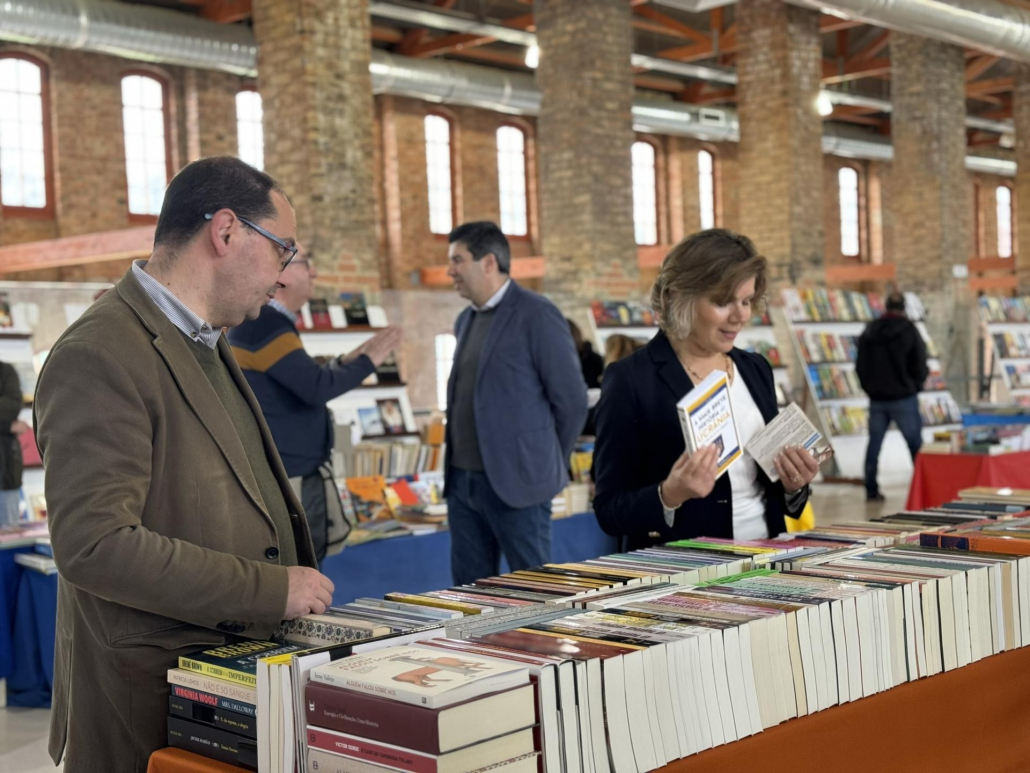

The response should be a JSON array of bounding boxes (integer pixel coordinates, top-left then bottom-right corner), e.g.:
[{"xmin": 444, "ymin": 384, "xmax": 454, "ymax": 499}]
[
  {"xmin": 377, "ymin": 398, "xmax": 408, "ymax": 435},
  {"xmin": 169, "ymin": 683, "xmax": 256, "ymax": 717},
  {"xmin": 167, "ymin": 715, "xmax": 258, "ymax": 770},
  {"xmin": 340, "ymin": 293, "xmax": 370, "ymax": 326},
  {"xmin": 167, "ymin": 668, "xmax": 258, "ymax": 705},
  {"xmin": 306, "ymin": 726, "xmax": 536, "ymax": 773},
  {"xmin": 179, "ymin": 641, "xmax": 306, "ymax": 689},
  {"xmin": 306, "ymin": 749, "xmax": 541, "ymax": 773},
  {"xmin": 358, "ymin": 406, "xmax": 386, "ymax": 437},
  {"xmin": 275, "ymin": 614, "xmax": 392, "ymax": 646},
  {"xmin": 309, "ymin": 298, "xmax": 333, "ymax": 330},
  {"xmin": 168, "ymin": 694, "xmax": 257, "ymax": 739},
  {"xmin": 308, "ymin": 645, "xmax": 530, "ymax": 709},
  {"xmin": 745, "ymin": 403, "xmax": 834, "ymax": 483},
  {"xmin": 675, "ymin": 369, "xmax": 741, "ymax": 478},
  {"xmin": 305, "ymin": 681, "xmax": 536, "ymax": 754},
  {"xmin": 376, "ymin": 353, "xmax": 402, "ymax": 384}
]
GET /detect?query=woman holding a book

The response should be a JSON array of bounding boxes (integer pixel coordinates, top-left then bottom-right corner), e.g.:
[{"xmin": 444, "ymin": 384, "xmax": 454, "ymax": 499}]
[{"xmin": 592, "ymin": 229, "xmax": 818, "ymax": 550}]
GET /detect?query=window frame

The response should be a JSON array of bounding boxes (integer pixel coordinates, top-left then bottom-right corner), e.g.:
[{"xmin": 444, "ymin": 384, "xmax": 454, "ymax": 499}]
[
  {"xmin": 235, "ymin": 84, "xmax": 264, "ymax": 171},
  {"xmin": 996, "ymin": 183, "xmax": 1014, "ymax": 259},
  {"xmin": 837, "ymin": 164, "xmax": 863, "ymax": 259},
  {"xmin": 424, "ymin": 111, "xmax": 457, "ymax": 239},
  {"xmin": 697, "ymin": 145, "xmax": 719, "ymax": 231},
  {"xmin": 631, "ymin": 138, "xmax": 660, "ymax": 247},
  {"xmin": 0, "ymin": 52, "xmax": 56, "ymax": 219},
  {"xmin": 496, "ymin": 122, "xmax": 531, "ymax": 242},
  {"xmin": 120, "ymin": 69, "xmax": 173, "ymax": 225}
]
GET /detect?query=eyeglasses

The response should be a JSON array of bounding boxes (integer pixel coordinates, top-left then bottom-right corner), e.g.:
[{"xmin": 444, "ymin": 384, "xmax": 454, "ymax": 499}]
[{"xmin": 204, "ymin": 212, "xmax": 298, "ymax": 271}]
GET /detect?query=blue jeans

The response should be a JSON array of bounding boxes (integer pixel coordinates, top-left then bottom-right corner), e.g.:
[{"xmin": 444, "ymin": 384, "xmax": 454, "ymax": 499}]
[
  {"xmin": 0, "ymin": 490, "xmax": 20, "ymax": 527},
  {"xmin": 447, "ymin": 468, "xmax": 553, "ymax": 586},
  {"xmin": 865, "ymin": 396, "xmax": 923, "ymax": 497}
]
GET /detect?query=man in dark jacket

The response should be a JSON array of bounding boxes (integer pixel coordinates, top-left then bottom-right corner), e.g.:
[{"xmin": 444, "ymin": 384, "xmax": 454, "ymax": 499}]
[
  {"xmin": 856, "ymin": 292, "xmax": 929, "ymax": 501},
  {"xmin": 0, "ymin": 361, "xmax": 26, "ymax": 526}
]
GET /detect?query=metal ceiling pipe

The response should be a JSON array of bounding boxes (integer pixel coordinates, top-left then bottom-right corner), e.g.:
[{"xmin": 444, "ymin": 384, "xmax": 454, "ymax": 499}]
[
  {"xmin": 785, "ymin": 0, "xmax": 1030, "ymax": 63},
  {"xmin": 0, "ymin": 0, "xmax": 1014, "ymax": 175},
  {"xmin": 368, "ymin": 0, "xmax": 535, "ymax": 47}
]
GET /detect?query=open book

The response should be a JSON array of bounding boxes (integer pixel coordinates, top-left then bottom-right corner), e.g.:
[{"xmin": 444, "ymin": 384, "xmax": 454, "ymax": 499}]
[
  {"xmin": 745, "ymin": 403, "xmax": 833, "ymax": 483},
  {"xmin": 676, "ymin": 370, "xmax": 742, "ymax": 479}
]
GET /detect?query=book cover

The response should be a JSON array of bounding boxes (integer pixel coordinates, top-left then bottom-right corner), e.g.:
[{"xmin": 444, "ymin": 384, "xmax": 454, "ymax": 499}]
[
  {"xmin": 308, "ymin": 645, "xmax": 529, "ymax": 709},
  {"xmin": 167, "ymin": 715, "xmax": 258, "ymax": 770},
  {"xmin": 169, "ymin": 683, "xmax": 256, "ymax": 717},
  {"xmin": 376, "ymin": 353, "xmax": 403, "ymax": 384},
  {"xmin": 178, "ymin": 641, "xmax": 305, "ymax": 688},
  {"xmin": 309, "ymin": 298, "xmax": 333, "ymax": 330},
  {"xmin": 168, "ymin": 694, "xmax": 257, "ymax": 739},
  {"xmin": 358, "ymin": 406, "xmax": 386, "ymax": 437},
  {"xmin": 340, "ymin": 292, "xmax": 370, "ymax": 326},
  {"xmin": 675, "ymin": 370, "xmax": 741, "ymax": 478},
  {"xmin": 275, "ymin": 614, "xmax": 391, "ymax": 646},
  {"xmin": 378, "ymin": 398, "xmax": 408, "ymax": 435}
]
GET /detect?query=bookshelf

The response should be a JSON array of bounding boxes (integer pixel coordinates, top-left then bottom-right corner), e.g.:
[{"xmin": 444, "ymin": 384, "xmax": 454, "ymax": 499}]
[
  {"xmin": 978, "ymin": 296, "xmax": 1030, "ymax": 405},
  {"xmin": 784, "ymin": 288, "xmax": 962, "ymax": 482},
  {"xmin": 586, "ymin": 301, "xmax": 791, "ymax": 404}
]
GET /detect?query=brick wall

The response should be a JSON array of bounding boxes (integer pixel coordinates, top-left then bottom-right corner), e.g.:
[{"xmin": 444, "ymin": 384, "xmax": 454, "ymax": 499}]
[
  {"xmin": 971, "ymin": 173, "xmax": 1015, "ymax": 259},
  {"xmin": 1016, "ymin": 65, "xmax": 1030, "ymax": 290}
]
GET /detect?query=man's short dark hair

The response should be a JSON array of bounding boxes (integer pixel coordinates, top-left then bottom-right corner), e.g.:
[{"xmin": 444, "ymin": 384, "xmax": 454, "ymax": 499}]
[
  {"xmin": 153, "ymin": 156, "xmax": 284, "ymax": 251},
  {"xmin": 448, "ymin": 221, "xmax": 511, "ymax": 274},
  {"xmin": 886, "ymin": 292, "xmax": 906, "ymax": 313}
]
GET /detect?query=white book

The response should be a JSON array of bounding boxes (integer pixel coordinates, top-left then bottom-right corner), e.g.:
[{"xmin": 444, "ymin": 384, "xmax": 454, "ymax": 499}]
[
  {"xmin": 745, "ymin": 403, "xmax": 833, "ymax": 483},
  {"xmin": 309, "ymin": 645, "xmax": 529, "ymax": 709},
  {"xmin": 675, "ymin": 370, "xmax": 741, "ymax": 479}
]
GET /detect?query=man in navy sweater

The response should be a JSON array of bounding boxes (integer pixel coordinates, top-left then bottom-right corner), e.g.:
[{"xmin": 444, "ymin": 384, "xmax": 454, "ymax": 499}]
[{"xmin": 229, "ymin": 246, "xmax": 400, "ymax": 561}]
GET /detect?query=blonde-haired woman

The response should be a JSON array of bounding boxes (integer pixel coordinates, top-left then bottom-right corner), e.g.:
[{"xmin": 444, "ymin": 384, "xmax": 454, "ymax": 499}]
[{"xmin": 592, "ymin": 229, "xmax": 817, "ymax": 550}]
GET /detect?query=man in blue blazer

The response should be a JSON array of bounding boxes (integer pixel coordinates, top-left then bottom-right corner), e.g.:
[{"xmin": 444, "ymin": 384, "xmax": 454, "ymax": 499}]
[{"xmin": 444, "ymin": 222, "xmax": 587, "ymax": 585}]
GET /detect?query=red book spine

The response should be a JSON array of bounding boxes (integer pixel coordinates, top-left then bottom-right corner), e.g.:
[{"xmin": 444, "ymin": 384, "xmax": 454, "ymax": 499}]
[
  {"xmin": 307, "ymin": 726, "xmax": 438, "ymax": 773},
  {"xmin": 306, "ymin": 681, "xmax": 442, "ymax": 754}
]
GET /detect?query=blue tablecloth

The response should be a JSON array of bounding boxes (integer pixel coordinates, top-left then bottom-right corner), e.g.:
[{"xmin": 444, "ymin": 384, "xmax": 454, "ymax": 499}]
[
  {"xmin": 322, "ymin": 511, "xmax": 616, "ymax": 603},
  {"xmin": 0, "ymin": 545, "xmax": 33, "ymax": 680},
  {"xmin": 3, "ymin": 512, "xmax": 615, "ymax": 709},
  {"xmin": 962, "ymin": 412, "xmax": 1030, "ymax": 427}
]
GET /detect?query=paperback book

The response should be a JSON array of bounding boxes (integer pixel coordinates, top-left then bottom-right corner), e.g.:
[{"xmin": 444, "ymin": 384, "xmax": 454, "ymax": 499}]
[{"xmin": 676, "ymin": 370, "xmax": 741, "ymax": 478}]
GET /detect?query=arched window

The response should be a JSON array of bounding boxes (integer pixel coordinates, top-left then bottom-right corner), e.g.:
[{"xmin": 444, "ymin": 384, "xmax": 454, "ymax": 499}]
[
  {"xmin": 236, "ymin": 89, "xmax": 264, "ymax": 171},
  {"xmin": 435, "ymin": 333, "xmax": 457, "ymax": 410},
  {"xmin": 997, "ymin": 185, "xmax": 1013, "ymax": 258},
  {"xmin": 838, "ymin": 166, "xmax": 861, "ymax": 257},
  {"xmin": 632, "ymin": 141, "xmax": 658, "ymax": 246},
  {"xmin": 698, "ymin": 149, "xmax": 716, "ymax": 230},
  {"xmin": 424, "ymin": 114, "xmax": 454, "ymax": 235},
  {"xmin": 496, "ymin": 125, "xmax": 528, "ymax": 237},
  {"xmin": 121, "ymin": 73, "xmax": 171, "ymax": 217},
  {"xmin": 0, "ymin": 54, "xmax": 52, "ymax": 214}
]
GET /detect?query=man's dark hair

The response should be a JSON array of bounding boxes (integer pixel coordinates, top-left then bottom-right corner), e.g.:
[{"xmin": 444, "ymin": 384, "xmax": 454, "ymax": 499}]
[
  {"xmin": 448, "ymin": 221, "xmax": 511, "ymax": 274},
  {"xmin": 886, "ymin": 292, "xmax": 906, "ymax": 313},
  {"xmin": 153, "ymin": 156, "xmax": 284, "ymax": 251}
]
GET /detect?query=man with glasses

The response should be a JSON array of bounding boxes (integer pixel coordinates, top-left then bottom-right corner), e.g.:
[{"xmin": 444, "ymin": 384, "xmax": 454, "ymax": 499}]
[
  {"xmin": 34, "ymin": 157, "xmax": 336, "ymax": 772},
  {"xmin": 229, "ymin": 245, "xmax": 401, "ymax": 564}
]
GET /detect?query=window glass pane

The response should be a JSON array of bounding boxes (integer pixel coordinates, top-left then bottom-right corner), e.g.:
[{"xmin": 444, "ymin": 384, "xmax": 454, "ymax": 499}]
[
  {"xmin": 497, "ymin": 126, "xmax": 528, "ymax": 237},
  {"xmin": 236, "ymin": 90, "xmax": 264, "ymax": 170},
  {"xmin": 425, "ymin": 115, "xmax": 453, "ymax": 235},
  {"xmin": 632, "ymin": 141, "xmax": 658, "ymax": 246},
  {"xmin": 435, "ymin": 333, "xmax": 457, "ymax": 410},
  {"xmin": 121, "ymin": 74, "xmax": 167, "ymax": 215},
  {"xmin": 839, "ymin": 166, "xmax": 860, "ymax": 257},
  {"xmin": 698, "ymin": 149, "xmax": 715, "ymax": 230},
  {"xmin": 0, "ymin": 58, "xmax": 48, "ymax": 209},
  {"xmin": 997, "ymin": 186, "xmax": 1013, "ymax": 258}
]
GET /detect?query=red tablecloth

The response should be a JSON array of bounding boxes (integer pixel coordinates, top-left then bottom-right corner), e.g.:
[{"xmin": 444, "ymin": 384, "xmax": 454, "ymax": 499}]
[{"xmin": 906, "ymin": 450, "xmax": 1030, "ymax": 510}]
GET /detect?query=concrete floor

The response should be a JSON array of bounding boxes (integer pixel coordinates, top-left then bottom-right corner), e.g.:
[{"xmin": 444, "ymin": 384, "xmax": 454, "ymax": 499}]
[{"xmin": 0, "ymin": 480, "xmax": 903, "ymax": 771}]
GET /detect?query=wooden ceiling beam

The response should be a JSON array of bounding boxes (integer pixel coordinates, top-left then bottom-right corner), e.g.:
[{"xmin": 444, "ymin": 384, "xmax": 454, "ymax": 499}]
[
  {"xmin": 372, "ymin": 26, "xmax": 404, "ymax": 44},
  {"xmin": 678, "ymin": 86, "xmax": 737, "ymax": 106},
  {"xmin": 0, "ymin": 227, "xmax": 155, "ymax": 274},
  {"xmin": 199, "ymin": 0, "xmax": 251, "ymax": 23},
  {"xmin": 396, "ymin": 0, "xmax": 458, "ymax": 56},
  {"xmin": 827, "ymin": 108, "xmax": 886, "ymax": 127},
  {"xmin": 848, "ymin": 30, "xmax": 889, "ymax": 65},
  {"xmin": 822, "ymin": 56, "xmax": 891, "ymax": 84},
  {"xmin": 634, "ymin": 75, "xmax": 693, "ymax": 93},
  {"xmin": 820, "ymin": 14, "xmax": 865, "ymax": 33},
  {"xmin": 966, "ymin": 55, "xmax": 1002, "ymax": 82},
  {"xmin": 405, "ymin": 13, "xmax": 535, "ymax": 58},
  {"xmin": 632, "ymin": 6, "xmax": 709, "ymax": 46},
  {"xmin": 439, "ymin": 48, "xmax": 529, "ymax": 68},
  {"xmin": 966, "ymin": 76, "xmax": 1014, "ymax": 96}
]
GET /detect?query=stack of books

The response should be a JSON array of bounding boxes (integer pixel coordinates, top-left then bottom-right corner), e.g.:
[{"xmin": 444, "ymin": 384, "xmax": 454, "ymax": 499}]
[{"xmin": 304, "ymin": 644, "xmax": 539, "ymax": 773}]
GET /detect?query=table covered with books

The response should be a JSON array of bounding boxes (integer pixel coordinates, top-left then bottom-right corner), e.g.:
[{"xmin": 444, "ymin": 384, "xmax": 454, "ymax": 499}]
[{"xmin": 906, "ymin": 450, "xmax": 1030, "ymax": 510}]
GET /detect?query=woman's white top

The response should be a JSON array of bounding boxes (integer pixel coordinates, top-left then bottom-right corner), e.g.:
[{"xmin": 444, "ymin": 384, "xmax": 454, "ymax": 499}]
[{"xmin": 728, "ymin": 370, "xmax": 770, "ymax": 540}]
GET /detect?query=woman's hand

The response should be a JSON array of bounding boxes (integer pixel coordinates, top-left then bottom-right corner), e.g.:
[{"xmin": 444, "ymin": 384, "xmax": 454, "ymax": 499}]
[
  {"xmin": 662, "ymin": 445, "xmax": 720, "ymax": 508},
  {"xmin": 775, "ymin": 445, "xmax": 820, "ymax": 493}
]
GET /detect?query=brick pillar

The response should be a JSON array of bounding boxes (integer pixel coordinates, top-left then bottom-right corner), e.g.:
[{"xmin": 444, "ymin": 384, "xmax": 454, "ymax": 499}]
[
  {"xmin": 890, "ymin": 34, "xmax": 971, "ymax": 397},
  {"xmin": 534, "ymin": 0, "xmax": 638, "ymax": 306},
  {"xmin": 253, "ymin": 0, "xmax": 380, "ymax": 295},
  {"xmin": 736, "ymin": 0, "xmax": 824, "ymax": 287},
  {"xmin": 1015, "ymin": 65, "xmax": 1030, "ymax": 291},
  {"xmin": 184, "ymin": 70, "xmax": 244, "ymax": 162}
]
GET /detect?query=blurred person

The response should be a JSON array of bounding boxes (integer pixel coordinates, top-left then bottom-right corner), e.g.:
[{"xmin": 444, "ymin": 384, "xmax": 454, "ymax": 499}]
[
  {"xmin": 856, "ymin": 291, "xmax": 928, "ymax": 502},
  {"xmin": 592, "ymin": 229, "xmax": 817, "ymax": 550},
  {"xmin": 445, "ymin": 221, "xmax": 587, "ymax": 584},
  {"xmin": 604, "ymin": 333, "xmax": 644, "ymax": 371},
  {"xmin": 34, "ymin": 157, "xmax": 335, "ymax": 772},
  {"xmin": 568, "ymin": 319, "xmax": 604, "ymax": 390},
  {"xmin": 229, "ymin": 244, "xmax": 401, "ymax": 562},
  {"xmin": 0, "ymin": 360, "xmax": 26, "ymax": 526}
]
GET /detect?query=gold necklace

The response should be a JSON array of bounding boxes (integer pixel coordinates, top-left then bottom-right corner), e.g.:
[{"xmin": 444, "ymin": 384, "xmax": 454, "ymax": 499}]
[{"xmin": 684, "ymin": 353, "xmax": 733, "ymax": 385}]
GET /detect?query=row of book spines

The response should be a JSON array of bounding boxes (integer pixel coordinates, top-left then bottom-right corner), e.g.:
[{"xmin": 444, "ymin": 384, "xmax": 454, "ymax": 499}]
[
  {"xmin": 920, "ymin": 532, "xmax": 1030, "ymax": 556},
  {"xmin": 169, "ymin": 695, "xmax": 257, "ymax": 738},
  {"xmin": 170, "ymin": 684, "xmax": 255, "ymax": 717},
  {"xmin": 178, "ymin": 657, "xmax": 256, "ymax": 688},
  {"xmin": 167, "ymin": 715, "xmax": 258, "ymax": 770}
]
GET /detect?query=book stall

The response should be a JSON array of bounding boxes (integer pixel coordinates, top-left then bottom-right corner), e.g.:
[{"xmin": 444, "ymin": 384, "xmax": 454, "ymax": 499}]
[
  {"xmin": 782, "ymin": 289, "xmax": 962, "ymax": 484},
  {"xmin": 134, "ymin": 485, "xmax": 1030, "ymax": 773}
]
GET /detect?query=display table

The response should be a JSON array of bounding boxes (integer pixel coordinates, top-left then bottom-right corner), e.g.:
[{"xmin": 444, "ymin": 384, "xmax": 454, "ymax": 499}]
[
  {"xmin": 148, "ymin": 747, "xmax": 249, "ymax": 773},
  {"xmin": 0, "ymin": 544, "xmax": 34, "ymax": 681},
  {"xmin": 320, "ymin": 511, "xmax": 616, "ymax": 603},
  {"xmin": 906, "ymin": 450, "xmax": 1030, "ymax": 510},
  {"xmin": 664, "ymin": 644, "xmax": 1030, "ymax": 772},
  {"xmin": 962, "ymin": 412, "xmax": 1030, "ymax": 427}
]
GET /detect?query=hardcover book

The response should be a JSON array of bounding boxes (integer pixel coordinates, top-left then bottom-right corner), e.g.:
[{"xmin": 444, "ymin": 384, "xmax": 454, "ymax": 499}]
[
  {"xmin": 168, "ymin": 694, "xmax": 257, "ymax": 739},
  {"xmin": 178, "ymin": 641, "xmax": 306, "ymax": 688},
  {"xmin": 676, "ymin": 369, "xmax": 741, "ymax": 478}
]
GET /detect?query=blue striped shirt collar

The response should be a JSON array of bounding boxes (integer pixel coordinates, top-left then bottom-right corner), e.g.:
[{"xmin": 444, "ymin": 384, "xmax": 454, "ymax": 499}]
[
  {"xmin": 131, "ymin": 260, "xmax": 221, "ymax": 349},
  {"xmin": 268, "ymin": 298, "xmax": 298, "ymax": 325}
]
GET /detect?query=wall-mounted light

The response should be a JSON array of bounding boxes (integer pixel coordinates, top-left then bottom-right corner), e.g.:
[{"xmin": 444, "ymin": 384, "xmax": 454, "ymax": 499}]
[
  {"xmin": 525, "ymin": 44, "xmax": 540, "ymax": 69},
  {"xmin": 816, "ymin": 92, "xmax": 834, "ymax": 117}
]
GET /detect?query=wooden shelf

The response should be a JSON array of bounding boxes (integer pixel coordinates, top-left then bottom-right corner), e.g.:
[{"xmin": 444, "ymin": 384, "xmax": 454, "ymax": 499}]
[
  {"xmin": 0, "ymin": 329, "xmax": 32, "ymax": 339},
  {"xmin": 358, "ymin": 431, "xmax": 422, "ymax": 440},
  {"xmin": 355, "ymin": 382, "xmax": 407, "ymax": 390},
  {"xmin": 299, "ymin": 325, "xmax": 380, "ymax": 334}
]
